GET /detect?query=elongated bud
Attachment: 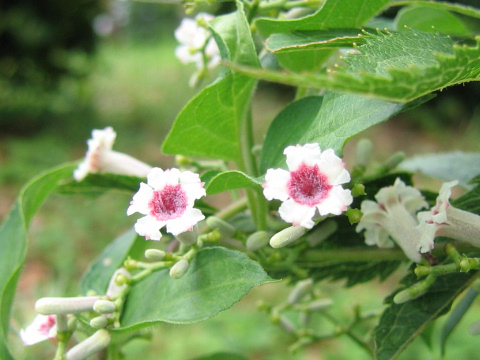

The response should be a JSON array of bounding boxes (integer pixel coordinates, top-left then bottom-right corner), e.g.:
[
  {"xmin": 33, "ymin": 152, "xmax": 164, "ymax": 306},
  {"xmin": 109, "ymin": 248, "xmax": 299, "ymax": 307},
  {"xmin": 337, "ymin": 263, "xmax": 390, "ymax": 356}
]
[
  {"xmin": 306, "ymin": 220, "xmax": 337, "ymax": 247},
  {"xmin": 270, "ymin": 226, "xmax": 307, "ymax": 248},
  {"xmin": 279, "ymin": 315, "xmax": 297, "ymax": 334},
  {"xmin": 93, "ymin": 300, "xmax": 116, "ymax": 314},
  {"xmin": 175, "ymin": 225, "xmax": 198, "ymax": 246},
  {"xmin": 469, "ymin": 320, "xmax": 480, "ymax": 335},
  {"xmin": 107, "ymin": 268, "xmax": 130, "ymax": 298},
  {"xmin": 206, "ymin": 216, "xmax": 236, "ymax": 238},
  {"xmin": 145, "ymin": 249, "xmax": 166, "ymax": 261},
  {"xmin": 384, "ymin": 152, "xmax": 406, "ymax": 171},
  {"xmin": 355, "ymin": 139, "xmax": 373, "ymax": 167},
  {"xmin": 393, "ymin": 275, "xmax": 436, "ymax": 304},
  {"xmin": 66, "ymin": 329, "xmax": 111, "ymax": 360},
  {"xmin": 246, "ymin": 231, "xmax": 269, "ymax": 251},
  {"xmin": 288, "ymin": 279, "xmax": 313, "ymax": 305},
  {"xmin": 170, "ymin": 259, "xmax": 190, "ymax": 279},
  {"xmin": 198, "ymin": 229, "xmax": 222, "ymax": 243},
  {"xmin": 36, "ymin": 296, "xmax": 99, "ymax": 315},
  {"xmin": 90, "ymin": 316, "xmax": 108, "ymax": 329},
  {"xmin": 307, "ymin": 298, "xmax": 333, "ymax": 311}
]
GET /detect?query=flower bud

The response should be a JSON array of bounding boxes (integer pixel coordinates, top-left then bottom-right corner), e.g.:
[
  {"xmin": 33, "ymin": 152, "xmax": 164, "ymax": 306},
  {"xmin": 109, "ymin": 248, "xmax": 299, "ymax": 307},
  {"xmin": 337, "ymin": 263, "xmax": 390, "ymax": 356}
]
[
  {"xmin": 307, "ymin": 298, "xmax": 333, "ymax": 311},
  {"xmin": 384, "ymin": 152, "xmax": 406, "ymax": 171},
  {"xmin": 355, "ymin": 139, "xmax": 373, "ymax": 168},
  {"xmin": 93, "ymin": 300, "xmax": 116, "ymax": 314},
  {"xmin": 198, "ymin": 229, "xmax": 222, "ymax": 243},
  {"xmin": 246, "ymin": 231, "xmax": 269, "ymax": 251},
  {"xmin": 144, "ymin": 249, "xmax": 166, "ymax": 261},
  {"xmin": 175, "ymin": 225, "xmax": 198, "ymax": 246},
  {"xmin": 36, "ymin": 296, "xmax": 99, "ymax": 315},
  {"xmin": 270, "ymin": 226, "xmax": 307, "ymax": 248},
  {"xmin": 288, "ymin": 279, "xmax": 313, "ymax": 305},
  {"xmin": 107, "ymin": 268, "xmax": 131, "ymax": 298},
  {"xmin": 170, "ymin": 259, "xmax": 190, "ymax": 279},
  {"xmin": 279, "ymin": 315, "xmax": 297, "ymax": 334},
  {"xmin": 90, "ymin": 316, "xmax": 108, "ymax": 329},
  {"xmin": 206, "ymin": 216, "xmax": 236, "ymax": 238},
  {"xmin": 66, "ymin": 329, "xmax": 111, "ymax": 360},
  {"xmin": 306, "ymin": 220, "xmax": 337, "ymax": 247},
  {"xmin": 346, "ymin": 208, "xmax": 363, "ymax": 225}
]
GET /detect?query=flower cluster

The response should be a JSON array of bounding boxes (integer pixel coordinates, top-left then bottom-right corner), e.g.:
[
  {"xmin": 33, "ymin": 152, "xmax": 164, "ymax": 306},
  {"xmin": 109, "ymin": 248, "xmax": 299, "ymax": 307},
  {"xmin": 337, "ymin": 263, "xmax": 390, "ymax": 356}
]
[
  {"xmin": 174, "ymin": 12, "xmax": 220, "ymax": 82},
  {"xmin": 127, "ymin": 167, "xmax": 206, "ymax": 241},
  {"xmin": 263, "ymin": 143, "xmax": 353, "ymax": 229}
]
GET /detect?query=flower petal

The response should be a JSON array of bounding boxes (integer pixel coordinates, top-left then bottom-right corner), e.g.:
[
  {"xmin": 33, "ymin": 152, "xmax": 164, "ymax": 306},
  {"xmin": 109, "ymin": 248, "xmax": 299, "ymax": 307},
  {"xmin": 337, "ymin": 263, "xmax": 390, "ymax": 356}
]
[
  {"xmin": 284, "ymin": 143, "xmax": 321, "ymax": 171},
  {"xmin": 134, "ymin": 216, "xmax": 165, "ymax": 241},
  {"xmin": 316, "ymin": 186, "xmax": 353, "ymax": 216},
  {"xmin": 127, "ymin": 182, "xmax": 153, "ymax": 216},
  {"xmin": 166, "ymin": 208, "xmax": 205, "ymax": 236},
  {"xmin": 20, "ymin": 315, "xmax": 57, "ymax": 346},
  {"xmin": 278, "ymin": 199, "xmax": 316, "ymax": 229},
  {"xmin": 263, "ymin": 168, "xmax": 291, "ymax": 201}
]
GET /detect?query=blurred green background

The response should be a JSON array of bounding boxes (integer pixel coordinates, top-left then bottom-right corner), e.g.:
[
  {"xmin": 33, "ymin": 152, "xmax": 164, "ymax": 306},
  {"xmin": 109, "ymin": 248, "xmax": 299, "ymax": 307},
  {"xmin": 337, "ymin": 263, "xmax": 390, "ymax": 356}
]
[{"xmin": 1, "ymin": 1, "xmax": 480, "ymax": 359}]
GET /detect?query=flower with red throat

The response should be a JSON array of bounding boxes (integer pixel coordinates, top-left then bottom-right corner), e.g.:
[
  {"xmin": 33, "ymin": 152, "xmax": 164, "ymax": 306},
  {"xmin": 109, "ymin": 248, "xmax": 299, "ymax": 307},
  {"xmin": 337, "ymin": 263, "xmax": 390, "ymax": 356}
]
[
  {"xmin": 263, "ymin": 143, "xmax": 353, "ymax": 229},
  {"xmin": 127, "ymin": 167, "xmax": 206, "ymax": 240},
  {"xmin": 20, "ymin": 314, "xmax": 57, "ymax": 346}
]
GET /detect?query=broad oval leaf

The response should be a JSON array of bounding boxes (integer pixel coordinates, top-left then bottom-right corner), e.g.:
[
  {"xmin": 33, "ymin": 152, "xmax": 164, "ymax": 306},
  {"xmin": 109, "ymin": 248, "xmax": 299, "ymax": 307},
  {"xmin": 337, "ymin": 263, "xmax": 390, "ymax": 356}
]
[
  {"xmin": 117, "ymin": 247, "xmax": 274, "ymax": 330},
  {"xmin": 206, "ymin": 170, "xmax": 262, "ymax": 195}
]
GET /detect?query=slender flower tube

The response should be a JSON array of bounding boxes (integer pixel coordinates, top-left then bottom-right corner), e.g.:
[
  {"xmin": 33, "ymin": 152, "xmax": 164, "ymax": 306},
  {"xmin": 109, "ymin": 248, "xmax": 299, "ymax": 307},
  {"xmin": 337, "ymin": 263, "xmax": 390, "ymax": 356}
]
[
  {"xmin": 174, "ymin": 13, "xmax": 220, "ymax": 70},
  {"xmin": 263, "ymin": 143, "xmax": 353, "ymax": 229},
  {"xmin": 127, "ymin": 167, "xmax": 206, "ymax": 240},
  {"xmin": 20, "ymin": 314, "xmax": 57, "ymax": 346},
  {"xmin": 356, "ymin": 178, "xmax": 429, "ymax": 263},
  {"xmin": 417, "ymin": 180, "xmax": 480, "ymax": 248},
  {"xmin": 74, "ymin": 127, "xmax": 152, "ymax": 181}
]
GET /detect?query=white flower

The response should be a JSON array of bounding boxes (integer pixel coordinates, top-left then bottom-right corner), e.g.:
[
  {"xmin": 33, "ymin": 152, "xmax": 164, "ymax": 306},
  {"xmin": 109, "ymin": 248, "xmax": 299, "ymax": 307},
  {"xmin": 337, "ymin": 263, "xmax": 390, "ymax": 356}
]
[
  {"xmin": 20, "ymin": 314, "xmax": 56, "ymax": 346},
  {"xmin": 127, "ymin": 167, "xmax": 206, "ymax": 240},
  {"xmin": 174, "ymin": 13, "xmax": 220, "ymax": 70},
  {"xmin": 417, "ymin": 180, "xmax": 480, "ymax": 248},
  {"xmin": 263, "ymin": 143, "xmax": 353, "ymax": 229},
  {"xmin": 74, "ymin": 127, "xmax": 152, "ymax": 181},
  {"xmin": 356, "ymin": 178, "xmax": 429, "ymax": 262}
]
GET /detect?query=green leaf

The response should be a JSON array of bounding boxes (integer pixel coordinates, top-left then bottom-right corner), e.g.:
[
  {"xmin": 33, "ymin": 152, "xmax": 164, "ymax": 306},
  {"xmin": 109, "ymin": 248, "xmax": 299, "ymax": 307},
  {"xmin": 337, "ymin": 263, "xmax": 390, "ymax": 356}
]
[
  {"xmin": 399, "ymin": 152, "xmax": 480, "ymax": 190},
  {"xmin": 57, "ymin": 173, "xmax": 144, "ymax": 195},
  {"xmin": 117, "ymin": 247, "xmax": 274, "ymax": 330},
  {"xmin": 228, "ymin": 30, "xmax": 480, "ymax": 103},
  {"xmin": 260, "ymin": 94, "xmax": 412, "ymax": 173},
  {"xmin": 0, "ymin": 163, "xmax": 76, "ymax": 358},
  {"xmin": 391, "ymin": 1, "xmax": 480, "ymax": 20},
  {"xmin": 162, "ymin": 1, "xmax": 258, "ymax": 163},
  {"xmin": 189, "ymin": 353, "xmax": 248, "ymax": 360},
  {"xmin": 255, "ymin": 0, "xmax": 391, "ymax": 72},
  {"xmin": 394, "ymin": 6, "xmax": 471, "ymax": 36},
  {"xmin": 205, "ymin": 170, "xmax": 262, "ymax": 195},
  {"xmin": 440, "ymin": 288, "xmax": 479, "ymax": 356},
  {"xmin": 374, "ymin": 272, "xmax": 479, "ymax": 360},
  {"xmin": 81, "ymin": 230, "xmax": 140, "ymax": 295}
]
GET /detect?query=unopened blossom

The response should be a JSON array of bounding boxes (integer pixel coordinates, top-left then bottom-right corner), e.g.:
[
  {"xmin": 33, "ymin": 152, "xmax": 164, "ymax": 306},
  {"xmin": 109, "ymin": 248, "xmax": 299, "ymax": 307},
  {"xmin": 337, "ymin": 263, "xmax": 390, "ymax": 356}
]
[
  {"xmin": 417, "ymin": 180, "xmax": 480, "ymax": 249},
  {"xmin": 174, "ymin": 13, "xmax": 220, "ymax": 70},
  {"xmin": 74, "ymin": 127, "xmax": 152, "ymax": 181},
  {"xmin": 263, "ymin": 143, "xmax": 353, "ymax": 229},
  {"xmin": 20, "ymin": 314, "xmax": 57, "ymax": 346},
  {"xmin": 127, "ymin": 167, "xmax": 206, "ymax": 240},
  {"xmin": 356, "ymin": 178, "xmax": 429, "ymax": 263}
]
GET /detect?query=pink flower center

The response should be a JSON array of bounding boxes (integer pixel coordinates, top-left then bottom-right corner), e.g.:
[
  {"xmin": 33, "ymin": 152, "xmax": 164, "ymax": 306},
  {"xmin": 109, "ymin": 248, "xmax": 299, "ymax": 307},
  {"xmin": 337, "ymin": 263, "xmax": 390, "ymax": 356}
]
[
  {"xmin": 288, "ymin": 163, "xmax": 332, "ymax": 206},
  {"xmin": 39, "ymin": 316, "xmax": 56, "ymax": 336},
  {"xmin": 149, "ymin": 184, "xmax": 188, "ymax": 221}
]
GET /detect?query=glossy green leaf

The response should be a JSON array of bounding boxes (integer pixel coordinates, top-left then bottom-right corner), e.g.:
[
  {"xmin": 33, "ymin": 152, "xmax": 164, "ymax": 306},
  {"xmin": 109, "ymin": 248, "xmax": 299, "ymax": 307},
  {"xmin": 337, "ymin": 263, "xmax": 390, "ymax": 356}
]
[
  {"xmin": 205, "ymin": 170, "xmax": 262, "ymax": 195},
  {"xmin": 373, "ymin": 185, "xmax": 480, "ymax": 360},
  {"xmin": 162, "ymin": 1, "xmax": 258, "ymax": 163},
  {"xmin": 57, "ymin": 172, "xmax": 144, "ymax": 195},
  {"xmin": 399, "ymin": 152, "xmax": 480, "ymax": 190},
  {"xmin": 0, "ymin": 163, "xmax": 76, "ymax": 359},
  {"xmin": 260, "ymin": 94, "xmax": 411, "ymax": 173},
  {"xmin": 117, "ymin": 247, "xmax": 274, "ymax": 330},
  {"xmin": 229, "ymin": 30, "xmax": 480, "ymax": 103},
  {"xmin": 391, "ymin": 1, "xmax": 480, "ymax": 20},
  {"xmin": 395, "ymin": 6, "xmax": 471, "ymax": 36},
  {"xmin": 81, "ymin": 230, "xmax": 140, "ymax": 295}
]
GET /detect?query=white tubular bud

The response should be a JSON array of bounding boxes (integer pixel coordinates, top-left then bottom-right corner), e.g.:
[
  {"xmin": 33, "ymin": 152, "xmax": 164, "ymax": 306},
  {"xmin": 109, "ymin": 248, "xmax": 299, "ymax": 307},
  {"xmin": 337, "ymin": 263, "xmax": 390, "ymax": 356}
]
[
  {"xmin": 270, "ymin": 226, "xmax": 307, "ymax": 248},
  {"xmin": 106, "ymin": 268, "xmax": 131, "ymax": 298},
  {"xmin": 206, "ymin": 216, "xmax": 236, "ymax": 238},
  {"xmin": 144, "ymin": 249, "xmax": 166, "ymax": 261},
  {"xmin": 279, "ymin": 316, "xmax": 297, "ymax": 334},
  {"xmin": 170, "ymin": 259, "xmax": 190, "ymax": 279},
  {"xmin": 355, "ymin": 138, "xmax": 373, "ymax": 167},
  {"xmin": 175, "ymin": 225, "xmax": 198, "ymax": 246},
  {"xmin": 90, "ymin": 316, "xmax": 109, "ymax": 329},
  {"xmin": 35, "ymin": 296, "xmax": 99, "ymax": 315},
  {"xmin": 307, "ymin": 298, "xmax": 334, "ymax": 311},
  {"xmin": 246, "ymin": 231, "xmax": 269, "ymax": 251},
  {"xmin": 306, "ymin": 220, "xmax": 338, "ymax": 247},
  {"xmin": 93, "ymin": 300, "xmax": 116, "ymax": 314},
  {"xmin": 288, "ymin": 279, "xmax": 313, "ymax": 305},
  {"xmin": 66, "ymin": 329, "xmax": 111, "ymax": 360}
]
